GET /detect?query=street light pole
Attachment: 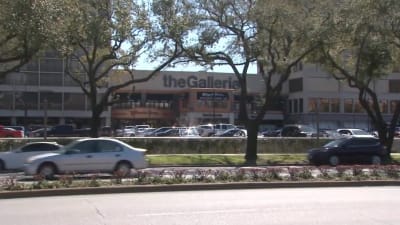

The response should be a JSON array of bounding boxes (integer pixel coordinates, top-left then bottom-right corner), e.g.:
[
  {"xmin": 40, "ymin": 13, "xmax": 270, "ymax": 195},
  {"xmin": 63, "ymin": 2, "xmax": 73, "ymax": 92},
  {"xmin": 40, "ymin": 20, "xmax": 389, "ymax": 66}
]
[
  {"xmin": 43, "ymin": 98, "xmax": 48, "ymax": 140},
  {"xmin": 212, "ymin": 91, "xmax": 216, "ymax": 124}
]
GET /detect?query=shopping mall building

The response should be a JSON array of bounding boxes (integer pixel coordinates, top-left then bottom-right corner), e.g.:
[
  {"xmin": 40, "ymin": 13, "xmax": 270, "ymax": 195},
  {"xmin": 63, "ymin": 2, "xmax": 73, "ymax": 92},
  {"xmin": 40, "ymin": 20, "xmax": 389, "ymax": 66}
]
[{"xmin": 0, "ymin": 54, "xmax": 399, "ymax": 130}]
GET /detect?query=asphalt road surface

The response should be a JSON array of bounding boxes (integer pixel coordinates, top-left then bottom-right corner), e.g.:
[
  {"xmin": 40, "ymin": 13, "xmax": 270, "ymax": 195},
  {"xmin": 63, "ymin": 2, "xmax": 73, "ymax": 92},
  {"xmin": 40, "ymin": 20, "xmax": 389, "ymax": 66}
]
[{"xmin": 1, "ymin": 187, "xmax": 400, "ymax": 225}]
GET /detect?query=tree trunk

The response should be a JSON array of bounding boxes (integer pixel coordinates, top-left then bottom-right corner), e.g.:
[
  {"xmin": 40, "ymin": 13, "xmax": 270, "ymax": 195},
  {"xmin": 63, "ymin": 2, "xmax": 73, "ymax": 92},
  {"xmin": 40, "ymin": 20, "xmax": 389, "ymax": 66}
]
[
  {"xmin": 245, "ymin": 120, "xmax": 259, "ymax": 165},
  {"xmin": 90, "ymin": 108, "xmax": 102, "ymax": 138}
]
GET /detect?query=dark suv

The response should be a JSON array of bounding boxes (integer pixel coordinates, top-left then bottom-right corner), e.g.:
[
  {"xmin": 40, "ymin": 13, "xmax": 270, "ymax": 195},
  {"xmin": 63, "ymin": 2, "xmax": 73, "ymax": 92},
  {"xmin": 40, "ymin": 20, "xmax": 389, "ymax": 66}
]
[
  {"xmin": 280, "ymin": 124, "xmax": 317, "ymax": 137},
  {"xmin": 308, "ymin": 137, "xmax": 387, "ymax": 166}
]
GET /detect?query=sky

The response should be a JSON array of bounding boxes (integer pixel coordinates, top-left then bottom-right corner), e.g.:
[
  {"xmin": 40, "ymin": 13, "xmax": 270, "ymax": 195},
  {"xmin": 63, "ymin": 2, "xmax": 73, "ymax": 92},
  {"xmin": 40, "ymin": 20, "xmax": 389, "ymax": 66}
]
[{"xmin": 135, "ymin": 60, "xmax": 258, "ymax": 74}]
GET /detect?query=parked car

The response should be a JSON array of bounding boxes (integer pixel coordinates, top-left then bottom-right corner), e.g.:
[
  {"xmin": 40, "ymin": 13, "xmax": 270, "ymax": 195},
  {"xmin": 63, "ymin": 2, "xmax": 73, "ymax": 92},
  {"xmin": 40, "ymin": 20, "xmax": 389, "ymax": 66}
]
[
  {"xmin": 280, "ymin": 124, "xmax": 317, "ymax": 137},
  {"xmin": 135, "ymin": 125, "xmax": 151, "ymax": 136},
  {"xmin": 100, "ymin": 126, "xmax": 114, "ymax": 137},
  {"xmin": 144, "ymin": 127, "xmax": 173, "ymax": 137},
  {"xmin": 155, "ymin": 127, "xmax": 200, "ymax": 137},
  {"xmin": 0, "ymin": 125, "xmax": 24, "ymax": 138},
  {"xmin": 196, "ymin": 124, "xmax": 237, "ymax": 137},
  {"xmin": 213, "ymin": 128, "xmax": 247, "ymax": 137},
  {"xmin": 261, "ymin": 128, "xmax": 282, "ymax": 137},
  {"xmin": 24, "ymin": 138, "xmax": 148, "ymax": 178},
  {"xmin": 30, "ymin": 124, "xmax": 90, "ymax": 137},
  {"xmin": 0, "ymin": 142, "xmax": 62, "ymax": 171},
  {"xmin": 196, "ymin": 124, "xmax": 215, "ymax": 137},
  {"xmin": 6, "ymin": 126, "xmax": 27, "ymax": 137},
  {"xmin": 319, "ymin": 129, "xmax": 342, "ymax": 139},
  {"xmin": 336, "ymin": 128, "xmax": 375, "ymax": 138},
  {"xmin": 138, "ymin": 128, "xmax": 156, "ymax": 137},
  {"xmin": 121, "ymin": 126, "xmax": 136, "ymax": 137},
  {"xmin": 308, "ymin": 137, "xmax": 387, "ymax": 166}
]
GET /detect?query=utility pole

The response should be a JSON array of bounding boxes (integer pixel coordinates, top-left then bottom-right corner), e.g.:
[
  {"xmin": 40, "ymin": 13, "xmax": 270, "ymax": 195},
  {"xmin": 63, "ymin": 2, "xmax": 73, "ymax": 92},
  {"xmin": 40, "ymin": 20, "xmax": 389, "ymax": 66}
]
[{"xmin": 43, "ymin": 98, "xmax": 48, "ymax": 140}]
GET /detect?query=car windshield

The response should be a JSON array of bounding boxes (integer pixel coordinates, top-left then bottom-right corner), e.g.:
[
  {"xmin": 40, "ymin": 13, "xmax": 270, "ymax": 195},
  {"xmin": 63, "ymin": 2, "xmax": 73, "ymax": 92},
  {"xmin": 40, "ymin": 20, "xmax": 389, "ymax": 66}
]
[{"xmin": 323, "ymin": 138, "xmax": 347, "ymax": 148}]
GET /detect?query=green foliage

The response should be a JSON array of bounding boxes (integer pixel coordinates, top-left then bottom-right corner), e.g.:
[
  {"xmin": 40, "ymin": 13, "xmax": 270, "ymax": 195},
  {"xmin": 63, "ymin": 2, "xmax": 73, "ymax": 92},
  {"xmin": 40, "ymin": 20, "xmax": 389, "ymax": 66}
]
[
  {"xmin": 0, "ymin": 0, "xmax": 72, "ymax": 74},
  {"xmin": 317, "ymin": 0, "xmax": 400, "ymax": 152}
]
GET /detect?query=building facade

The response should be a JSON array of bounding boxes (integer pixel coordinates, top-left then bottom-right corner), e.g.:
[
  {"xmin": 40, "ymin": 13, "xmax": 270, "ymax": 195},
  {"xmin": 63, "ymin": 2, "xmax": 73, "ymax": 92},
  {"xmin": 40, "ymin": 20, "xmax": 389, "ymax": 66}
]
[
  {"xmin": 110, "ymin": 70, "xmax": 283, "ymax": 128},
  {"xmin": 1, "ymin": 54, "xmax": 398, "ymax": 131},
  {"xmin": 0, "ymin": 53, "xmax": 110, "ymax": 129},
  {"xmin": 284, "ymin": 63, "xmax": 400, "ymax": 130}
]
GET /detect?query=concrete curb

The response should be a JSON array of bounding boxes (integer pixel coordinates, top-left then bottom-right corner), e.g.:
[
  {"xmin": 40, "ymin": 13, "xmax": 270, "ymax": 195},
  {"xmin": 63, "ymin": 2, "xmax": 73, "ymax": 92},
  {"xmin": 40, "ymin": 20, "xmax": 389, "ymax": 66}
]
[{"xmin": 1, "ymin": 180, "xmax": 400, "ymax": 199}]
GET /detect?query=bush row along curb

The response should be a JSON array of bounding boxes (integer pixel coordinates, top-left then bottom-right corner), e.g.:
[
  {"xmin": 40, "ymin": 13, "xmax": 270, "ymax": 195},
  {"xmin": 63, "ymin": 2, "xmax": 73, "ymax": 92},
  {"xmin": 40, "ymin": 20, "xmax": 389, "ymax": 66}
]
[{"xmin": 1, "ymin": 180, "xmax": 400, "ymax": 199}]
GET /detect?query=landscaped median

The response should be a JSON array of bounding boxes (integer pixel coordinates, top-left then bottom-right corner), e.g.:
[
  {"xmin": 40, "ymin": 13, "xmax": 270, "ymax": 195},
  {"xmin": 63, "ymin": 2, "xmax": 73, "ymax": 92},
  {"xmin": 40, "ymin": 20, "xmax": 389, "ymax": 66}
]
[{"xmin": 1, "ymin": 164, "xmax": 400, "ymax": 199}]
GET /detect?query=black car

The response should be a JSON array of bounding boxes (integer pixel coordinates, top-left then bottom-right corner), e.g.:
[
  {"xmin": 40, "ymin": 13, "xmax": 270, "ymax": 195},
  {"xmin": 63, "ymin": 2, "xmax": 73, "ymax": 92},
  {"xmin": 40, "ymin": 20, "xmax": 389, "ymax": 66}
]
[
  {"xmin": 308, "ymin": 137, "xmax": 387, "ymax": 166},
  {"xmin": 281, "ymin": 124, "xmax": 317, "ymax": 137}
]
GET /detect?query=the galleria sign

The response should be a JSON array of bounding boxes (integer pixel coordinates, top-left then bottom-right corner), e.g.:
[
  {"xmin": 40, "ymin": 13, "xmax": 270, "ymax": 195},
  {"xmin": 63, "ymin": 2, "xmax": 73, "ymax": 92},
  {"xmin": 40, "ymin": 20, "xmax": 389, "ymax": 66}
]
[{"xmin": 162, "ymin": 75, "xmax": 240, "ymax": 89}]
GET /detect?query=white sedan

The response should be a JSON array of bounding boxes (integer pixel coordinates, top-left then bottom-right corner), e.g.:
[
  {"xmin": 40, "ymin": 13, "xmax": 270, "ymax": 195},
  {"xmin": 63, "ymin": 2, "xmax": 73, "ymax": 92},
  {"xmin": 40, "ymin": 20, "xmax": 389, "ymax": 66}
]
[
  {"xmin": 0, "ymin": 142, "xmax": 62, "ymax": 171},
  {"xmin": 24, "ymin": 138, "xmax": 148, "ymax": 178}
]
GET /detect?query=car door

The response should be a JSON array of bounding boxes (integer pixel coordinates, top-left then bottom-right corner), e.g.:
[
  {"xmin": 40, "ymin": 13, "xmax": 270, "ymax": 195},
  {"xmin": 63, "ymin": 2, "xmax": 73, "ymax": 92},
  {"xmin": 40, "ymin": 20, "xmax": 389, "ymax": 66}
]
[
  {"xmin": 57, "ymin": 140, "xmax": 99, "ymax": 173},
  {"xmin": 88, "ymin": 140, "xmax": 124, "ymax": 172},
  {"xmin": 340, "ymin": 139, "xmax": 365, "ymax": 163},
  {"xmin": 6, "ymin": 143, "xmax": 59, "ymax": 170}
]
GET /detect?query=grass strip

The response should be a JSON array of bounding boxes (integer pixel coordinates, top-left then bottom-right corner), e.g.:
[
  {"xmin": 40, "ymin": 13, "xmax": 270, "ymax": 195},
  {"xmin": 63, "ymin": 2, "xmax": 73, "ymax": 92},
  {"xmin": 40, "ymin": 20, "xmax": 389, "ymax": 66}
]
[
  {"xmin": 147, "ymin": 154, "xmax": 308, "ymax": 166},
  {"xmin": 147, "ymin": 153, "xmax": 400, "ymax": 167}
]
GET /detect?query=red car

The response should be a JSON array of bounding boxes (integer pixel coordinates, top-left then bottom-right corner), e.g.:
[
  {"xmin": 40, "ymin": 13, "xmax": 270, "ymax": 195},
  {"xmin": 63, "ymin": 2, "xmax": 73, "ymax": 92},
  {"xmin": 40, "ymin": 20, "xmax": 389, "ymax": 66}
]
[{"xmin": 0, "ymin": 126, "xmax": 24, "ymax": 138}]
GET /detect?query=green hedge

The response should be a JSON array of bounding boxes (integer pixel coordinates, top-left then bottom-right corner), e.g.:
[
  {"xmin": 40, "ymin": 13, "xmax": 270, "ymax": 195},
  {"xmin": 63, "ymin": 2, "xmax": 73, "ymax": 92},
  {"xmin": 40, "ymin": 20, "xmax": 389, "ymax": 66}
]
[{"xmin": 1, "ymin": 137, "xmax": 399, "ymax": 154}]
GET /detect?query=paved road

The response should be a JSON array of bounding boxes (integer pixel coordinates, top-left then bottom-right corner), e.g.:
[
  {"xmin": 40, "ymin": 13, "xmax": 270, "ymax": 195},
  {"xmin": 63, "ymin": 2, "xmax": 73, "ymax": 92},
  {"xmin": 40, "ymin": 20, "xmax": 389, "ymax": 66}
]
[{"xmin": 1, "ymin": 187, "xmax": 400, "ymax": 225}]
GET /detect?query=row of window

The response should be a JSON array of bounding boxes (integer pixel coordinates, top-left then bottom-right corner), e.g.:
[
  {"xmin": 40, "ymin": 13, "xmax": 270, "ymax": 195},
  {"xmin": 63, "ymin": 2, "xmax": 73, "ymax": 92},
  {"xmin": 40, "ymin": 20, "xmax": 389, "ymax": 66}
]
[
  {"xmin": 113, "ymin": 100, "xmax": 173, "ymax": 109},
  {"xmin": 289, "ymin": 98, "xmax": 399, "ymax": 114},
  {"xmin": 0, "ymin": 92, "xmax": 95, "ymax": 111},
  {"xmin": 1, "ymin": 71, "xmax": 82, "ymax": 87},
  {"xmin": 289, "ymin": 77, "xmax": 400, "ymax": 94}
]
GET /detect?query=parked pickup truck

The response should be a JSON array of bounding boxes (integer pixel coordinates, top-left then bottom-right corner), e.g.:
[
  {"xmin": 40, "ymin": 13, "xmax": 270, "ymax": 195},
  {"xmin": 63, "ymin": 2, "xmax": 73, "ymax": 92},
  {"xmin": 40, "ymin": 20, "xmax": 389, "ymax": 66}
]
[{"xmin": 31, "ymin": 125, "xmax": 90, "ymax": 137}]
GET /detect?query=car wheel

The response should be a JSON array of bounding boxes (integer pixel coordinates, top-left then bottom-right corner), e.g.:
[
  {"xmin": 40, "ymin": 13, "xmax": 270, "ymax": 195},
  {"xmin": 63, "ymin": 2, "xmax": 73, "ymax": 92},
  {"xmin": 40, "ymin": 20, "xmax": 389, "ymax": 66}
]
[
  {"xmin": 38, "ymin": 163, "xmax": 56, "ymax": 179},
  {"xmin": 328, "ymin": 155, "xmax": 339, "ymax": 166},
  {"xmin": 371, "ymin": 155, "xmax": 382, "ymax": 165},
  {"xmin": 115, "ymin": 162, "xmax": 132, "ymax": 177}
]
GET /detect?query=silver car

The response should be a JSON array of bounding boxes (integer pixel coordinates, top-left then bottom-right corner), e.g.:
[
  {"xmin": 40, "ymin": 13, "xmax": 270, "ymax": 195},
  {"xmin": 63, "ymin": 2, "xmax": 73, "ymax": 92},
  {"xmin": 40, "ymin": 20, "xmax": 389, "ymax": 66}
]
[
  {"xmin": 24, "ymin": 138, "xmax": 148, "ymax": 178},
  {"xmin": 0, "ymin": 142, "xmax": 62, "ymax": 171}
]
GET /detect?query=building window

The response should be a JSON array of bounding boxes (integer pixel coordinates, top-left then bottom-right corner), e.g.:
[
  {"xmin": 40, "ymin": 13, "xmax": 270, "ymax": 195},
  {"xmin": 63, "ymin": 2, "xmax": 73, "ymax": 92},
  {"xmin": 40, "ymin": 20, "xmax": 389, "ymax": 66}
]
[
  {"xmin": 389, "ymin": 80, "xmax": 400, "ymax": 93},
  {"xmin": 391, "ymin": 100, "xmax": 400, "ymax": 113},
  {"xmin": 40, "ymin": 72, "xmax": 63, "ymax": 86},
  {"xmin": 0, "ymin": 92, "xmax": 13, "ymax": 110},
  {"xmin": 288, "ymin": 78, "xmax": 303, "ymax": 93},
  {"xmin": 299, "ymin": 98, "xmax": 303, "ymax": 113},
  {"xmin": 64, "ymin": 93, "xmax": 86, "ymax": 110},
  {"xmin": 380, "ymin": 100, "xmax": 388, "ymax": 113},
  {"xmin": 308, "ymin": 98, "xmax": 318, "ymax": 112},
  {"xmin": 330, "ymin": 98, "xmax": 340, "ymax": 113},
  {"xmin": 288, "ymin": 99, "xmax": 292, "ymax": 113},
  {"xmin": 289, "ymin": 78, "xmax": 303, "ymax": 93},
  {"xmin": 40, "ymin": 92, "xmax": 62, "ymax": 110},
  {"xmin": 15, "ymin": 92, "xmax": 39, "ymax": 110},
  {"xmin": 64, "ymin": 74, "xmax": 81, "ymax": 86},
  {"xmin": 320, "ymin": 98, "xmax": 330, "ymax": 112},
  {"xmin": 293, "ymin": 99, "xmax": 298, "ymax": 113},
  {"xmin": 354, "ymin": 101, "xmax": 364, "ymax": 113},
  {"xmin": 344, "ymin": 98, "xmax": 353, "ymax": 113},
  {"xmin": 39, "ymin": 58, "xmax": 63, "ymax": 73}
]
